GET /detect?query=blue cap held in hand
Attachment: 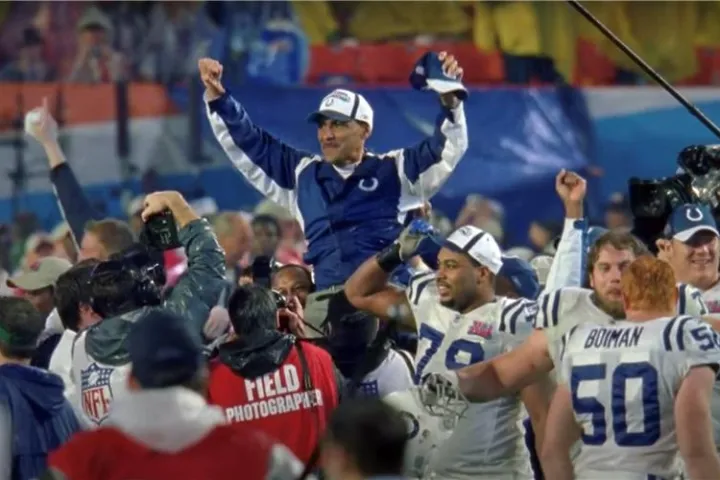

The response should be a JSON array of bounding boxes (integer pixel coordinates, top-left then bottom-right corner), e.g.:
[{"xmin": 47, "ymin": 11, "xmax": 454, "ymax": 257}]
[{"xmin": 409, "ymin": 52, "xmax": 468, "ymax": 101}]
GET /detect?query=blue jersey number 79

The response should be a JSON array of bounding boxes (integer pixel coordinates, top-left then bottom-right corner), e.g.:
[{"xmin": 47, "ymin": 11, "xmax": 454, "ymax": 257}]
[
  {"xmin": 414, "ymin": 324, "xmax": 484, "ymax": 383},
  {"xmin": 571, "ymin": 361, "xmax": 660, "ymax": 446}
]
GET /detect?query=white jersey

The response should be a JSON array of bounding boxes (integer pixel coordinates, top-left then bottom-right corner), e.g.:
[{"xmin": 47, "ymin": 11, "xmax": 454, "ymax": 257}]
[
  {"xmin": 701, "ymin": 280, "xmax": 720, "ymax": 313},
  {"xmin": 535, "ymin": 284, "xmax": 707, "ymax": 369},
  {"xmin": 558, "ymin": 316, "xmax": 720, "ymax": 479},
  {"xmin": 71, "ymin": 330, "xmax": 131, "ymax": 428},
  {"xmin": 406, "ymin": 272, "xmax": 537, "ymax": 479},
  {"xmin": 699, "ymin": 281, "xmax": 720, "ymax": 448},
  {"xmin": 357, "ymin": 349, "xmax": 415, "ymax": 398}
]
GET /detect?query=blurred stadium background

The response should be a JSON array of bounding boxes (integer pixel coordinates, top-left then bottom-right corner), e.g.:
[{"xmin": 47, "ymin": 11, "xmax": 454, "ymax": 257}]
[{"xmin": 2, "ymin": 0, "xmax": 720, "ymax": 271}]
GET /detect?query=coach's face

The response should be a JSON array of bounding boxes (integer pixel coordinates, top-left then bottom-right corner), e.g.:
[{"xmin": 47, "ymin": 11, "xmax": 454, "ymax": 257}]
[
  {"xmin": 317, "ymin": 118, "xmax": 369, "ymax": 165},
  {"xmin": 589, "ymin": 246, "xmax": 634, "ymax": 318}
]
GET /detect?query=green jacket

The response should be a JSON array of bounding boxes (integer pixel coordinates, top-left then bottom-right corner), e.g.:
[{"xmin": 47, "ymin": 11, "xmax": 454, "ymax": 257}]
[{"xmin": 82, "ymin": 219, "xmax": 226, "ymax": 365}]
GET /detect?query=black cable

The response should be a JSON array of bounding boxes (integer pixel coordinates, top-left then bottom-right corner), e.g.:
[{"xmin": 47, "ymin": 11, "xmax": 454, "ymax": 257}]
[{"xmin": 567, "ymin": 0, "xmax": 720, "ymax": 139}]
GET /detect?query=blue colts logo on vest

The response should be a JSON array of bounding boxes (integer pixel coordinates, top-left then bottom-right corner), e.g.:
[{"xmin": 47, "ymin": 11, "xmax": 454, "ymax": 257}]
[{"xmin": 80, "ymin": 362, "xmax": 114, "ymax": 425}]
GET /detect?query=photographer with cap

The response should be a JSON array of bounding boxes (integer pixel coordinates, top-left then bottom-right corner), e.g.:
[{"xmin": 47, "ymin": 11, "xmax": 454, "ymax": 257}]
[
  {"xmin": 207, "ymin": 284, "xmax": 341, "ymax": 465},
  {"xmin": 47, "ymin": 310, "xmax": 307, "ymax": 480},
  {"xmin": 199, "ymin": 50, "xmax": 468, "ymax": 333},
  {"xmin": 6, "ymin": 256, "xmax": 72, "ymax": 369},
  {"xmin": 70, "ymin": 191, "xmax": 226, "ymax": 428}
]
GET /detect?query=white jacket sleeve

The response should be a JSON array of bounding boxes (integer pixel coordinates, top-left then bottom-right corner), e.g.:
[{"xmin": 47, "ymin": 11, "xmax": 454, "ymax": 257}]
[{"xmin": 542, "ymin": 218, "xmax": 587, "ymax": 293}]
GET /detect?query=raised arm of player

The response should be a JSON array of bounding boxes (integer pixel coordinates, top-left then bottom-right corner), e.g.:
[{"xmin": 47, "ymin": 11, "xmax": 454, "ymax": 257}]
[
  {"xmin": 199, "ymin": 58, "xmax": 313, "ymax": 211},
  {"xmin": 539, "ymin": 384, "xmax": 579, "ymax": 480},
  {"xmin": 345, "ymin": 222, "xmax": 435, "ymax": 330}
]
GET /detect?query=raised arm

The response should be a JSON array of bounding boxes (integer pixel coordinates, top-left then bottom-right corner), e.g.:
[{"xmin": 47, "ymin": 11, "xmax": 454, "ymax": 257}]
[
  {"xmin": 345, "ymin": 221, "xmax": 435, "ymax": 329},
  {"xmin": 389, "ymin": 98, "xmax": 467, "ymax": 206},
  {"xmin": 542, "ymin": 170, "xmax": 587, "ymax": 293},
  {"xmin": 24, "ymin": 99, "xmax": 102, "ymax": 248},
  {"xmin": 140, "ymin": 191, "xmax": 227, "ymax": 333},
  {"xmin": 199, "ymin": 58, "xmax": 314, "ymax": 211}
]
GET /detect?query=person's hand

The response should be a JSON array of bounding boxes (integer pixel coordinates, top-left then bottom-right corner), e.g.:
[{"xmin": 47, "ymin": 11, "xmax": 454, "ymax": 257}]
[
  {"xmin": 279, "ymin": 295, "xmax": 306, "ymax": 338},
  {"xmin": 24, "ymin": 97, "xmax": 58, "ymax": 146},
  {"xmin": 555, "ymin": 170, "xmax": 587, "ymax": 205},
  {"xmin": 438, "ymin": 51, "xmax": 463, "ymax": 108},
  {"xmin": 398, "ymin": 219, "xmax": 436, "ymax": 261},
  {"xmin": 198, "ymin": 58, "xmax": 225, "ymax": 101},
  {"xmin": 203, "ymin": 306, "xmax": 230, "ymax": 340},
  {"xmin": 555, "ymin": 170, "xmax": 586, "ymax": 219},
  {"xmin": 141, "ymin": 191, "xmax": 184, "ymax": 222}
]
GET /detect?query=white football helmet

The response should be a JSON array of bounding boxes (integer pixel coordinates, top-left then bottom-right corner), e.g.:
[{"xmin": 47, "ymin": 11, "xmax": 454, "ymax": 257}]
[
  {"xmin": 383, "ymin": 388, "xmax": 455, "ymax": 479},
  {"xmin": 418, "ymin": 371, "xmax": 468, "ymax": 425}
]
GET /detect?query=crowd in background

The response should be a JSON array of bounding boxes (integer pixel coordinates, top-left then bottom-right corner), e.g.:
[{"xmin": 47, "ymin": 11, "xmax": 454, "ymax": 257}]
[{"xmin": 3, "ymin": 1, "xmax": 720, "ymax": 87}]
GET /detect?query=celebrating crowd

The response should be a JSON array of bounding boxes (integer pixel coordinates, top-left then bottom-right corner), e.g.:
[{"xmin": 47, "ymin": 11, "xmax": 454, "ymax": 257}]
[{"xmin": 3, "ymin": 49, "xmax": 720, "ymax": 480}]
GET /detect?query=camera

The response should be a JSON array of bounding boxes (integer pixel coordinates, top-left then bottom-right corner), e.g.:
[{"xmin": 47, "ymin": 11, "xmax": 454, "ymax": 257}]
[
  {"xmin": 251, "ymin": 256, "xmax": 276, "ymax": 289},
  {"xmin": 139, "ymin": 209, "xmax": 181, "ymax": 252},
  {"xmin": 628, "ymin": 144, "xmax": 720, "ymax": 249},
  {"xmin": 272, "ymin": 289, "xmax": 287, "ymax": 309}
]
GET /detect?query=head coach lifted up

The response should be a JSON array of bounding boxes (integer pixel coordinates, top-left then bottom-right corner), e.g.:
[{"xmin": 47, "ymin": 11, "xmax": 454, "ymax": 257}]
[{"xmin": 200, "ymin": 51, "xmax": 469, "ymax": 333}]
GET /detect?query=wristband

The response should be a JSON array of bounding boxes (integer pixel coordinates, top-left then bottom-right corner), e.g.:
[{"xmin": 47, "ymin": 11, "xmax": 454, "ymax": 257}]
[{"xmin": 376, "ymin": 243, "xmax": 403, "ymax": 273}]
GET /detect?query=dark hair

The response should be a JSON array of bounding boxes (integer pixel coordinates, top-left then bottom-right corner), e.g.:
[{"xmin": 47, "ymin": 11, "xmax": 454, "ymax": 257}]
[
  {"xmin": 0, "ymin": 297, "xmax": 45, "ymax": 359},
  {"xmin": 325, "ymin": 398, "xmax": 407, "ymax": 476},
  {"xmin": 87, "ymin": 262, "xmax": 141, "ymax": 318},
  {"xmin": 54, "ymin": 259, "xmax": 100, "ymax": 331},
  {"xmin": 227, "ymin": 284, "xmax": 277, "ymax": 336},
  {"xmin": 85, "ymin": 219, "xmax": 135, "ymax": 258},
  {"xmin": 251, "ymin": 215, "xmax": 280, "ymax": 235}
]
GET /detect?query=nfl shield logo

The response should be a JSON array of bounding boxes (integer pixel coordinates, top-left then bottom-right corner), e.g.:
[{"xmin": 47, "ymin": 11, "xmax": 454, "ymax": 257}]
[{"xmin": 80, "ymin": 363, "xmax": 114, "ymax": 425}]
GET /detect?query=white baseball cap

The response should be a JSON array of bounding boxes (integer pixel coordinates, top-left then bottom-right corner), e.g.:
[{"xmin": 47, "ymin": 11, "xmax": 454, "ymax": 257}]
[
  {"xmin": 307, "ymin": 89, "xmax": 374, "ymax": 130},
  {"xmin": 444, "ymin": 225, "xmax": 504, "ymax": 274}
]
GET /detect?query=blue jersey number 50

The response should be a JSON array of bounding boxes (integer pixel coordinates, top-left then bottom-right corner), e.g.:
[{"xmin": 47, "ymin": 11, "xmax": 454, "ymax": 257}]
[
  {"xmin": 414, "ymin": 324, "xmax": 484, "ymax": 383},
  {"xmin": 571, "ymin": 361, "xmax": 660, "ymax": 447}
]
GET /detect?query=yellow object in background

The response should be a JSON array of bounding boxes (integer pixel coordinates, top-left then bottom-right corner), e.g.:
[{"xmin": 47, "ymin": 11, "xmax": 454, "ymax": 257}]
[
  {"xmin": 533, "ymin": 2, "xmax": 576, "ymax": 81},
  {"xmin": 470, "ymin": 1, "xmax": 496, "ymax": 51},
  {"xmin": 291, "ymin": 0, "xmax": 338, "ymax": 45},
  {"xmin": 623, "ymin": 1, "xmax": 697, "ymax": 81},
  {"xmin": 491, "ymin": 1, "xmax": 541, "ymax": 56},
  {"xmin": 694, "ymin": 0, "xmax": 720, "ymax": 47},
  {"xmin": 347, "ymin": 2, "xmax": 471, "ymax": 42}
]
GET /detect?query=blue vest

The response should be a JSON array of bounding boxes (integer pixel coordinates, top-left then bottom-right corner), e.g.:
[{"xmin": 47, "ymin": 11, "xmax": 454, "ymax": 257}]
[{"xmin": 0, "ymin": 364, "xmax": 80, "ymax": 480}]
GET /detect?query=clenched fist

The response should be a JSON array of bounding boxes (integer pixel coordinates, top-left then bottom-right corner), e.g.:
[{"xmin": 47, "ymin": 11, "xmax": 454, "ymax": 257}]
[
  {"xmin": 555, "ymin": 169, "xmax": 587, "ymax": 205},
  {"xmin": 198, "ymin": 58, "xmax": 225, "ymax": 101}
]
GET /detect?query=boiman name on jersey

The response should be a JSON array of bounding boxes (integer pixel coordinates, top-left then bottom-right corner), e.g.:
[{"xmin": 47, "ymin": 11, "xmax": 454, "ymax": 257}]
[{"xmin": 584, "ymin": 326, "xmax": 644, "ymax": 350}]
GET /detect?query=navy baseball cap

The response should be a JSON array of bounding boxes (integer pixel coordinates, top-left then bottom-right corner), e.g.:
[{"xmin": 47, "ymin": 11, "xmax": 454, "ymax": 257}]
[
  {"xmin": 409, "ymin": 52, "xmax": 468, "ymax": 101},
  {"xmin": 127, "ymin": 310, "xmax": 204, "ymax": 389},
  {"xmin": 664, "ymin": 204, "xmax": 719, "ymax": 242},
  {"xmin": 499, "ymin": 255, "xmax": 541, "ymax": 299}
]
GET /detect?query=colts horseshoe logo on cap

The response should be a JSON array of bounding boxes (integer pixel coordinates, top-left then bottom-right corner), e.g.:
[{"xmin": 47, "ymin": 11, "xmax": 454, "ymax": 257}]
[
  {"xmin": 358, "ymin": 178, "xmax": 379, "ymax": 192},
  {"xmin": 324, "ymin": 98, "xmax": 334, "ymax": 107},
  {"xmin": 686, "ymin": 207, "xmax": 704, "ymax": 222}
]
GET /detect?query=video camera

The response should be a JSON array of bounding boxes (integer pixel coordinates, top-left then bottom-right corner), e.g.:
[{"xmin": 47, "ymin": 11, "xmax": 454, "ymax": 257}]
[
  {"xmin": 629, "ymin": 145, "xmax": 720, "ymax": 249},
  {"xmin": 89, "ymin": 210, "xmax": 181, "ymax": 316}
]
